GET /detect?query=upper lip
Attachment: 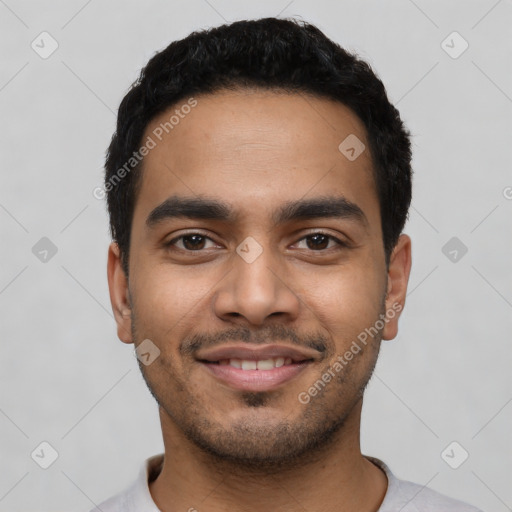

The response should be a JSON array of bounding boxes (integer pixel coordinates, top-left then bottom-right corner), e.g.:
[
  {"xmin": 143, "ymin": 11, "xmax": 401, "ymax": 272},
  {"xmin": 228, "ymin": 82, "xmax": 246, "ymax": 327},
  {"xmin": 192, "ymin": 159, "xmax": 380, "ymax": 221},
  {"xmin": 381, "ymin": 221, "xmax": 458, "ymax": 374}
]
[{"xmin": 196, "ymin": 344, "xmax": 321, "ymax": 363}]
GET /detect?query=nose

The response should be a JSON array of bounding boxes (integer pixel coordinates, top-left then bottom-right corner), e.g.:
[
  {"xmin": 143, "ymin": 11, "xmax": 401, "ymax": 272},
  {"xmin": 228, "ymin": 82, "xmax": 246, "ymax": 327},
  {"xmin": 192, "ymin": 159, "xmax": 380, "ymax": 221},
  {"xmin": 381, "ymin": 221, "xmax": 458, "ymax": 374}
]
[{"xmin": 212, "ymin": 240, "xmax": 301, "ymax": 326}]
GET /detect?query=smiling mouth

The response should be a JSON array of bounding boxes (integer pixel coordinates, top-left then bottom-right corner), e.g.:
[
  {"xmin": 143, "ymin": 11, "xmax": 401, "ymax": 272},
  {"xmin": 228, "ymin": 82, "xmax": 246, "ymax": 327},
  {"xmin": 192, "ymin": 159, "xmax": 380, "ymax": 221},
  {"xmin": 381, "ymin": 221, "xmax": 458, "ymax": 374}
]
[
  {"xmin": 195, "ymin": 343, "xmax": 320, "ymax": 391},
  {"xmin": 198, "ymin": 357, "xmax": 315, "ymax": 392},
  {"xmin": 202, "ymin": 357, "xmax": 312, "ymax": 370}
]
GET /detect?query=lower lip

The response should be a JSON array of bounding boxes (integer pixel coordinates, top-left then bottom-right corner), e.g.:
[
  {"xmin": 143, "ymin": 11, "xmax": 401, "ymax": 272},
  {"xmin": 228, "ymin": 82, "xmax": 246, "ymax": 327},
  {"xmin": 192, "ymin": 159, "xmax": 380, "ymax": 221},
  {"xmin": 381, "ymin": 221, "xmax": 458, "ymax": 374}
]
[{"xmin": 199, "ymin": 361, "xmax": 312, "ymax": 391}]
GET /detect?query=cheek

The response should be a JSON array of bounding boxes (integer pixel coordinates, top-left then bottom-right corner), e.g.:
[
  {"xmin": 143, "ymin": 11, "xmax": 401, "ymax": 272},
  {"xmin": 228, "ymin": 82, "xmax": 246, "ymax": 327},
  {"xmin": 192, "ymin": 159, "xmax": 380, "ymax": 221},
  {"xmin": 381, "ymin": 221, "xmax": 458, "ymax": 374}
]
[
  {"xmin": 131, "ymin": 264, "xmax": 212, "ymax": 336},
  {"xmin": 304, "ymin": 263, "xmax": 385, "ymax": 340}
]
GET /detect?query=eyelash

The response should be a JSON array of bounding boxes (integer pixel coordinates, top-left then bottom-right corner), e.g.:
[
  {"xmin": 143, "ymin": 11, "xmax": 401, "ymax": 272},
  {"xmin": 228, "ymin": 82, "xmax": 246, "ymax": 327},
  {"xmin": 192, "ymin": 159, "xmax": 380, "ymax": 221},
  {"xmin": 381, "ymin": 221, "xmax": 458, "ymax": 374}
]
[{"xmin": 165, "ymin": 231, "xmax": 348, "ymax": 252}]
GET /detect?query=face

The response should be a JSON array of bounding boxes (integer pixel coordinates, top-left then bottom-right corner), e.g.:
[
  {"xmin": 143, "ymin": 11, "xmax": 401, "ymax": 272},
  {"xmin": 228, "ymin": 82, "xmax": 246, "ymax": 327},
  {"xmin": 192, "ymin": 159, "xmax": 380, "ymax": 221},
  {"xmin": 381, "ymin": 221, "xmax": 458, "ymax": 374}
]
[{"xmin": 108, "ymin": 89, "xmax": 411, "ymax": 469}]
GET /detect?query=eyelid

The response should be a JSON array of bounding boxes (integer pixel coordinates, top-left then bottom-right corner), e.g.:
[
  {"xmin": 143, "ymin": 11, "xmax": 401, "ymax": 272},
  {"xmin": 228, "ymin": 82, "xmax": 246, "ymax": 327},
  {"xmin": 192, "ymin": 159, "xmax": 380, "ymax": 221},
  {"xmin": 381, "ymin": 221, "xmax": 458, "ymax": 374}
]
[
  {"xmin": 293, "ymin": 230, "xmax": 349, "ymax": 248},
  {"xmin": 165, "ymin": 230, "xmax": 220, "ymax": 247}
]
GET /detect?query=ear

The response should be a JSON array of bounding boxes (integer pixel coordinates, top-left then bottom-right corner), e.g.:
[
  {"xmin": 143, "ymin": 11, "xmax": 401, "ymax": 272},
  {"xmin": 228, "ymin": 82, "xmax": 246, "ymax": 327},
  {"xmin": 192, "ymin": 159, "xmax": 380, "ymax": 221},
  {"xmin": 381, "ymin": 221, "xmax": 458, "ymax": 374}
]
[
  {"xmin": 107, "ymin": 242, "xmax": 133, "ymax": 344},
  {"xmin": 382, "ymin": 234, "xmax": 412, "ymax": 341}
]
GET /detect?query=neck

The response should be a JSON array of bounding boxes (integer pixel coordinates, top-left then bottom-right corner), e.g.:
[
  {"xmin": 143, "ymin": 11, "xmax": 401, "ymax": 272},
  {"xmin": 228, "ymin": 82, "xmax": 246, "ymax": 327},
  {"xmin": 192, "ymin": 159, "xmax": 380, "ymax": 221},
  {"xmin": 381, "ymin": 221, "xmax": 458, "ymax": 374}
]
[{"xmin": 149, "ymin": 399, "xmax": 388, "ymax": 512}]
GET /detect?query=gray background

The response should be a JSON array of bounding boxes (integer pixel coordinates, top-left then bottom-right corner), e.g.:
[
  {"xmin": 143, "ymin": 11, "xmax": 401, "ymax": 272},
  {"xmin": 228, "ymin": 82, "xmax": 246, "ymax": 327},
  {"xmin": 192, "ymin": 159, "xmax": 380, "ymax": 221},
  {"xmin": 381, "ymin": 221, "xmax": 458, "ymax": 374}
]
[{"xmin": 1, "ymin": 0, "xmax": 511, "ymax": 510}]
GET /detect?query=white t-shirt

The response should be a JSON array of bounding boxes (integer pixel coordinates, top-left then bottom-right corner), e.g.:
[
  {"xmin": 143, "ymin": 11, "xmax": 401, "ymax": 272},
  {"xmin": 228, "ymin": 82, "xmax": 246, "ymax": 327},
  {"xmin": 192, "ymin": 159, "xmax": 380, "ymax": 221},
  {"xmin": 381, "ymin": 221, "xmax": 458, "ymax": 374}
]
[{"xmin": 91, "ymin": 454, "xmax": 483, "ymax": 512}]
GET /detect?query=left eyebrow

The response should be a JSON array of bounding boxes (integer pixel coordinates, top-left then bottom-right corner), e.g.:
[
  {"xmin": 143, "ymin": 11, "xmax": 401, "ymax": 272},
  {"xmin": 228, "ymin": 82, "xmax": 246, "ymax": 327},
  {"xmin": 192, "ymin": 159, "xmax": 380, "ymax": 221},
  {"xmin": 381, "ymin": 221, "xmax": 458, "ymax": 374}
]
[
  {"xmin": 273, "ymin": 195, "xmax": 369, "ymax": 230},
  {"xmin": 145, "ymin": 194, "xmax": 369, "ymax": 230}
]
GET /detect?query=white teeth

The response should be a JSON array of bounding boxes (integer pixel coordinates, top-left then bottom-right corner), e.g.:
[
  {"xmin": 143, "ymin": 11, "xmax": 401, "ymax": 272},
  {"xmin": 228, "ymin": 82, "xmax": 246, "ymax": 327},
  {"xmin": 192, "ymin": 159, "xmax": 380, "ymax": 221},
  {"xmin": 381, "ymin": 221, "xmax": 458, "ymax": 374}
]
[
  {"xmin": 220, "ymin": 357, "xmax": 297, "ymax": 370},
  {"xmin": 256, "ymin": 359, "xmax": 275, "ymax": 370},
  {"xmin": 241, "ymin": 360, "xmax": 257, "ymax": 370}
]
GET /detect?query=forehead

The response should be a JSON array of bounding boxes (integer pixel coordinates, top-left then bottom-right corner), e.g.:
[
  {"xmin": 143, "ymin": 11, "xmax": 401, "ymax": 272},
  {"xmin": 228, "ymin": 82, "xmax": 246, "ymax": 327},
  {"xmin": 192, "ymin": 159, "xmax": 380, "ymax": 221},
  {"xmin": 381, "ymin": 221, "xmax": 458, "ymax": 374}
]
[{"xmin": 133, "ymin": 89, "xmax": 379, "ymax": 231}]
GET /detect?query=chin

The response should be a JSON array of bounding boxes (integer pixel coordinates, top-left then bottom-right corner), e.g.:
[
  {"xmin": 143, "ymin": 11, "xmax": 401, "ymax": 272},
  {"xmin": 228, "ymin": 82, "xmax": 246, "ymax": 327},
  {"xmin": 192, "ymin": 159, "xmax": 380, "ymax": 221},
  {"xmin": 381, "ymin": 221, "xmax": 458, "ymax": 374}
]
[{"xmin": 175, "ymin": 406, "xmax": 349, "ymax": 473}]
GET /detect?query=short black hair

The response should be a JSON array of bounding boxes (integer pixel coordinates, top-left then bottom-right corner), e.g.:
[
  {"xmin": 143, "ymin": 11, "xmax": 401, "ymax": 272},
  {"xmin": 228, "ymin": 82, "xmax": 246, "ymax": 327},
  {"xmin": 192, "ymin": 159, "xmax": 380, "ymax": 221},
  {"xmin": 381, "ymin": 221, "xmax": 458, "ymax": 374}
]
[{"xmin": 105, "ymin": 17, "xmax": 412, "ymax": 276}]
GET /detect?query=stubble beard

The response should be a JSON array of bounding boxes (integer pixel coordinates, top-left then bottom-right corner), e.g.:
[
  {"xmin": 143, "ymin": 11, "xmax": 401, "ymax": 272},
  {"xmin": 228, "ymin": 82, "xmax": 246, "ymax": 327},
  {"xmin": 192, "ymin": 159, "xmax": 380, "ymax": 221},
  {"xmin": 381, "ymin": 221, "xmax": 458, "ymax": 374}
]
[
  {"xmin": 132, "ymin": 323, "xmax": 382, "ymax": 475},
  {"xmin": 128, "ymin": 275, "xmax": 387, "ymax": 473}
]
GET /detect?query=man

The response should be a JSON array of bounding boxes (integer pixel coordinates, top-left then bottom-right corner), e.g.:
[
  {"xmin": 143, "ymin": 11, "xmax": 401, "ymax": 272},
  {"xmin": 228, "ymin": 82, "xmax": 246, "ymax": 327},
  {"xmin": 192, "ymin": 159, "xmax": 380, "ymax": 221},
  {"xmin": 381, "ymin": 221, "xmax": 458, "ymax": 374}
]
[{"xmin": 95, "ymin": 17, "xmax": 482, "ymax": 512}]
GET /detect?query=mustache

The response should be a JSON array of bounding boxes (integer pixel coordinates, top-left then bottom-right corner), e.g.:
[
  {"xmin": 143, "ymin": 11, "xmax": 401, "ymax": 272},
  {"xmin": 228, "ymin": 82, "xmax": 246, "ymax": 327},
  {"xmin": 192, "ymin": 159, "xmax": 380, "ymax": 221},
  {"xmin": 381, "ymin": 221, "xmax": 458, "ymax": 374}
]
[{"xmin": 180, "ymin": 324, "xmax": 331, "ymax": 357}]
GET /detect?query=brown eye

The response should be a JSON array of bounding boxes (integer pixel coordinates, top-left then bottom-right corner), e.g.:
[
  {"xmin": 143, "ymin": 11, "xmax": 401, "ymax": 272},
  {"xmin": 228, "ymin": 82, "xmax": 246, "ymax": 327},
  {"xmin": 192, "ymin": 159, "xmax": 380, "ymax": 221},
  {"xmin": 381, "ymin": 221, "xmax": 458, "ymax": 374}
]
[
  {"xmin": 295, "ymin": 232, "xmax": 347, "ymax": 251},
  {"xmin": 181, "ymin": 235, "xmax": 206, "ymax": 250},
  {"xmin": 306, "ymin": 233, "xmax": 329, "ymax": 250},
  {"xmin": 166, "ymin": 234, "xmax": 216, "ymax": 251}
]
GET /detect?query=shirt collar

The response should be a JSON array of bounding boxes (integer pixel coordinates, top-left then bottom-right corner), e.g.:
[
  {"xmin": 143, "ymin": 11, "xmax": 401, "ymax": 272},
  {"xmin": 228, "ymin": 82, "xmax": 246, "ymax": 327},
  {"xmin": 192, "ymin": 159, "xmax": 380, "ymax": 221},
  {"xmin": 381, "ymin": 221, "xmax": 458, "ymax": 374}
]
[{"xmin": 133, "ymin": 453, "xmax": 396, "ymax": 511}]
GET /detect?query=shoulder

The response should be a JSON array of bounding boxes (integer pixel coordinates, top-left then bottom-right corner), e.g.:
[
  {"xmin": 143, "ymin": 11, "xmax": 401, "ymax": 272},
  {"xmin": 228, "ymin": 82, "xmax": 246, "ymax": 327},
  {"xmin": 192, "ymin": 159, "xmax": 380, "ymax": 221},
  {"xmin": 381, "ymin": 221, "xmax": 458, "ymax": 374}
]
[
  {"xmin": 89, "ymin": 454, "xmax": 164, "ymax": 512},
  {"xmin": 366, "ymin": 456, "xmax": 484, "ymax": 512},
  {"xmin": 89, "ymin": 479, "xmax": 138, "ymax": 512},
  {"xmin": 89, "ymin": 488, "xmax": 131, "ymax": 512}
]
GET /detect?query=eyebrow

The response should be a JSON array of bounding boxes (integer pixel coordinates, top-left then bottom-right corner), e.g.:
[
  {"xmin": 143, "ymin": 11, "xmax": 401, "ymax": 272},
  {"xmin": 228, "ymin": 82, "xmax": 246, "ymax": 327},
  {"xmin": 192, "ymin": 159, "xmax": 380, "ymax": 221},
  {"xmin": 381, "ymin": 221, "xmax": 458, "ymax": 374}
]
[{"xmin": 146, "ymin": 194, "xmax": 368, "ymax": 230}]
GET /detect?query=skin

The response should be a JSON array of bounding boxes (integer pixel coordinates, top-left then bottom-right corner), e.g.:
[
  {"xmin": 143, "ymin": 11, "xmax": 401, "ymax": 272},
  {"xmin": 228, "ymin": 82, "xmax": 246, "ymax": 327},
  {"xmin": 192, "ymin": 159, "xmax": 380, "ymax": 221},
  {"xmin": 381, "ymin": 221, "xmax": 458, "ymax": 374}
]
[{"xmin": 107, "ymin": 88, "xmax": 412, "ymax": 512}]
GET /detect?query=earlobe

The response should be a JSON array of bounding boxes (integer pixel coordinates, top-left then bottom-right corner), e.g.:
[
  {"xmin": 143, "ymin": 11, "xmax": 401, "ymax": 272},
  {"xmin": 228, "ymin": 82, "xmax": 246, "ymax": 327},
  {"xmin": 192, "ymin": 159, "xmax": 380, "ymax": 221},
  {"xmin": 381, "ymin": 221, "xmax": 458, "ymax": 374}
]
[
  {"xmin": 382, "ymin": 234, "xmax": 412, "ymax": 341},
  {"xmin": 107, "ymin": 242, "xmax": 134, "ymax": 344}
]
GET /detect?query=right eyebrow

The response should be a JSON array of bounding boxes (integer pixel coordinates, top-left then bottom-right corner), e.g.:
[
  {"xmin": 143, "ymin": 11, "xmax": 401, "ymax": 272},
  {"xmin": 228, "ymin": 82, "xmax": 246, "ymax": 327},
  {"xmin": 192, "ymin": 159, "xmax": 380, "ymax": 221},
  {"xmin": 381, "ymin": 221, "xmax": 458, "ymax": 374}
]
[{"xmin": 146, "ymin": 195, "xmax": 236, "ymax": 229}]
